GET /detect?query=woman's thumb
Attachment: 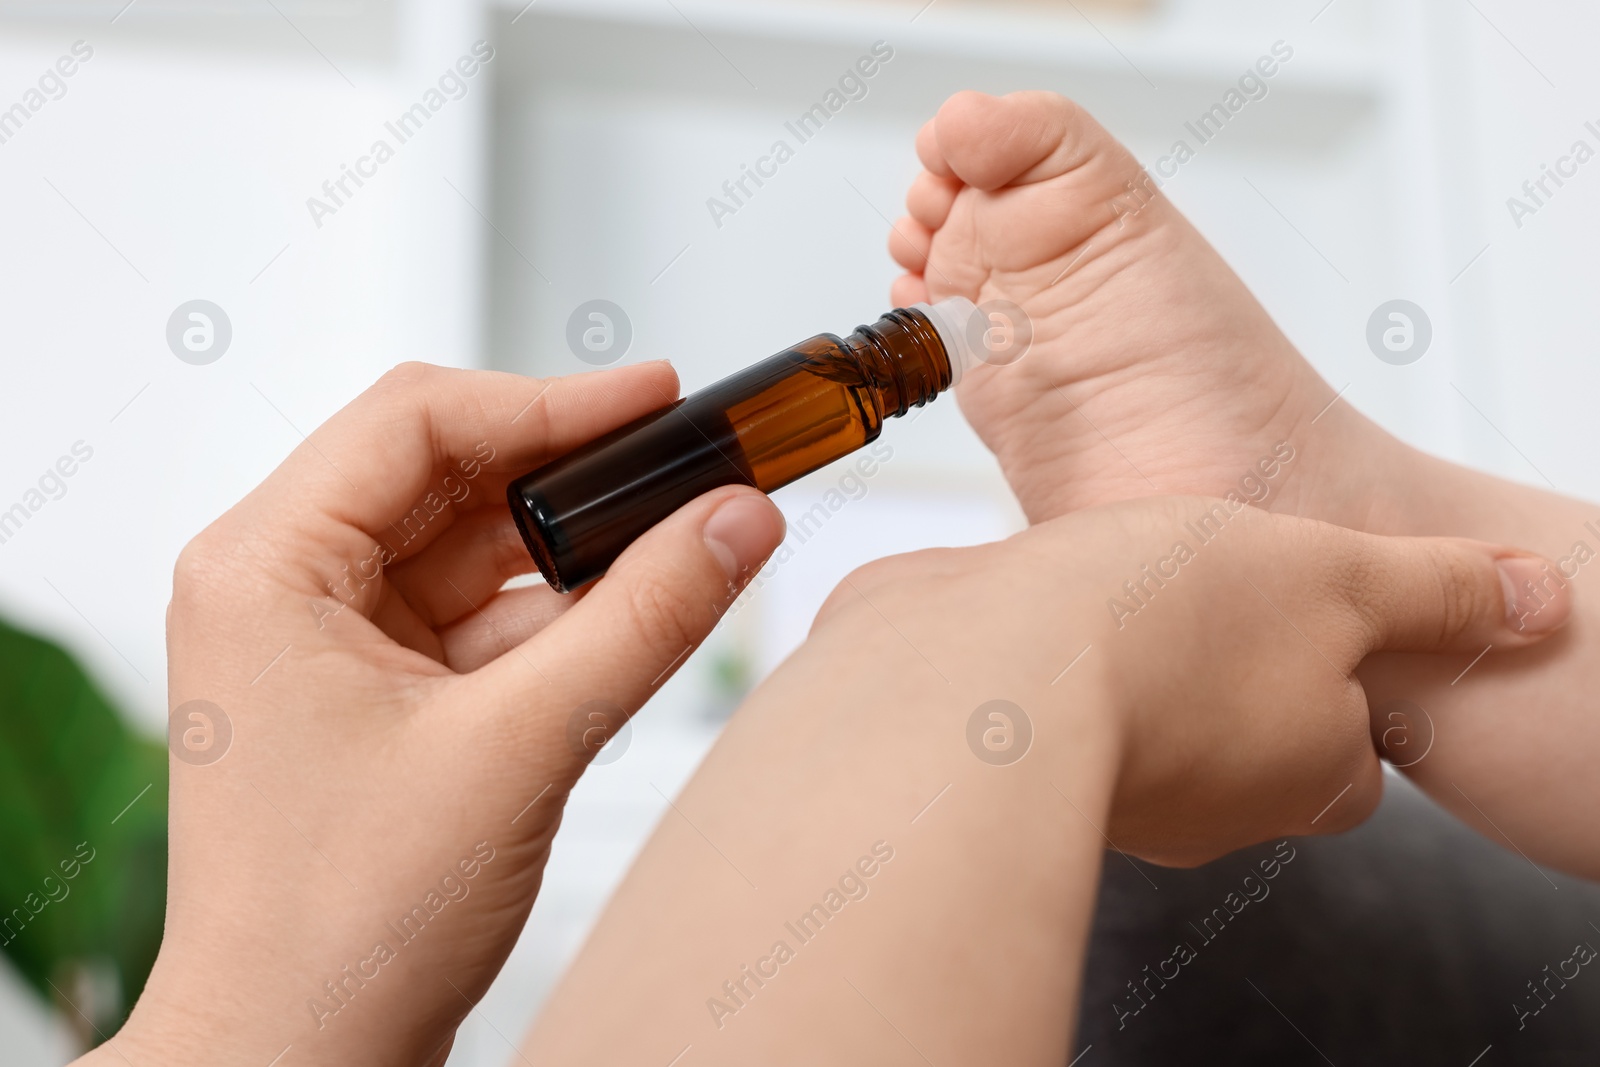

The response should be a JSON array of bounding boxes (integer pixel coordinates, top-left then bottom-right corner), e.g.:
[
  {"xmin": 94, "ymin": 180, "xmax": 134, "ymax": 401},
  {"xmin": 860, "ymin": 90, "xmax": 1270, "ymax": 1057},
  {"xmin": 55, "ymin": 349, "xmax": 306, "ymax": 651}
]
[
  {"xmin": 1344, "ymin": 534, "xmax": 1573, "ymax": 655},
  {"xmin": 506, "ymin": 485, "xmax": 785, "ymax": 720}
]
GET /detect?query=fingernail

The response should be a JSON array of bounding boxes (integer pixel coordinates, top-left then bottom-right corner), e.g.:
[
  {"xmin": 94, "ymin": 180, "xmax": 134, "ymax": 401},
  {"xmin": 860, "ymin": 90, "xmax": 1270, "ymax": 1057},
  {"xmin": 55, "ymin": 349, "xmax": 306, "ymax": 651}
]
[
  {"xmin": 1496, "ymin": 555, "xmax": 1570, "ymax": 634},
  {"xmin": 703, "ymin": 493, "xmax": 784, "ymax": 582}
]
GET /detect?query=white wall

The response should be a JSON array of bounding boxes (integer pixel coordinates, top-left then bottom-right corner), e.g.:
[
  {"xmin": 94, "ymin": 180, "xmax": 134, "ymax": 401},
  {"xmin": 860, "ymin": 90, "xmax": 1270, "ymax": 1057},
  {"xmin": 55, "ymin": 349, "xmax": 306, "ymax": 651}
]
[
  {"xmin": 0, "ymin": 0, "xmax": 488, "ymax": 733},
  {"xmin": 1453, "ymin": 3, "xmax": 1600, "ymax": 492}
]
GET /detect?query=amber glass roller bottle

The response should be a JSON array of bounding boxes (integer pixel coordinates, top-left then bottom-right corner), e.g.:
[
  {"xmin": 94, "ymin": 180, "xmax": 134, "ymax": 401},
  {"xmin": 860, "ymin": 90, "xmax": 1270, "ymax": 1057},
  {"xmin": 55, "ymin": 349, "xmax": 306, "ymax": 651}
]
[{"xmin": 507, "ymin": 298, "xmax": 980, "ymax": 592}]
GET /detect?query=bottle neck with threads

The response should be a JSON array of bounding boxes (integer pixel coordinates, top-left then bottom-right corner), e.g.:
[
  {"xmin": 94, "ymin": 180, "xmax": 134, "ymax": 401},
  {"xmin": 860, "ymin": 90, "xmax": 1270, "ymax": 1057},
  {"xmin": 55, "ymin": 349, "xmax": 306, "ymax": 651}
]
[
  {"xmin": 842, "ymin": 306, "xmax": 961, "ymax": 418},
  {"xmin": 838, "ymin": 300, "xmax": 972, "ymax": 422}
]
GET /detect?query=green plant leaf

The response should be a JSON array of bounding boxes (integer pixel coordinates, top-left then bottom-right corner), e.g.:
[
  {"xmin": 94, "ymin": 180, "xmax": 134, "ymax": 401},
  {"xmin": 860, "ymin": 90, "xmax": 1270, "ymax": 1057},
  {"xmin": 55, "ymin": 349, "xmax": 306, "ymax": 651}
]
[{"xmin": 0, "ymin": 614, "xmax": 166, "ymax": 1040}]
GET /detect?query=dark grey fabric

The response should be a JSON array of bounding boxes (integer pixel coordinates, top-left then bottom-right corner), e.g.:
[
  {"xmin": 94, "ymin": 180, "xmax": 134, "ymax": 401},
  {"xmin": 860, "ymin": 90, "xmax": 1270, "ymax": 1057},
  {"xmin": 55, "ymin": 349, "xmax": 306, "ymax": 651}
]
[{"xmin": 1077, "ymin": 773, "xmax": 1600, "ymax": 1065}]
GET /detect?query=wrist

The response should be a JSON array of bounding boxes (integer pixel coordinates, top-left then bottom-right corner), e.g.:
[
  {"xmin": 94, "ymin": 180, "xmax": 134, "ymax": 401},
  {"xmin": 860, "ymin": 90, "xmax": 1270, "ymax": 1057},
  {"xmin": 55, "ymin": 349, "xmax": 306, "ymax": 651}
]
[
  {"xmin": 103, "ymin": 944, "xmax": 455, "ymax": 1067},
  {"xmin": 77, "ymin": 977, "xmax": 263, "ymax": 1067},
  {"xmin": 89, "ymin": 960, "xmax": 346, "ymax": 1067}
]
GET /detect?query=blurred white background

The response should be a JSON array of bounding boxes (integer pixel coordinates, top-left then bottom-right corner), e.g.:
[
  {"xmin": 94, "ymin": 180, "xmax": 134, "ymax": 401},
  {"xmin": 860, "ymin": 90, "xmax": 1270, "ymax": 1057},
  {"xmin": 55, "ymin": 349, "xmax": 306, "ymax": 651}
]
[{"xmin": 0, "ymin": 0, "xmax": 1594, "ymax": 1061}]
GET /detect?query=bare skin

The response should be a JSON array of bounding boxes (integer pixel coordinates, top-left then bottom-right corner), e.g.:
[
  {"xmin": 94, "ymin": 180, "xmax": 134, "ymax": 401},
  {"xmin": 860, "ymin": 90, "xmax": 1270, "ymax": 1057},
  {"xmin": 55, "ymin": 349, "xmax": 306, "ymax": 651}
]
[
  {"xmin": 71, "ymin": 371, "xmax": 1571, "ymax": 1066},
  {"xmin": 71, "ymin": 363, "xmax": 786, "ymax": 1067},
  {"xmin": 523, "ymin": 500, "xmax": 1569, "ymax": 1065},
  {"xmin": 888, "ymin": 90, "xmax": 1600, "ymax": 877}
]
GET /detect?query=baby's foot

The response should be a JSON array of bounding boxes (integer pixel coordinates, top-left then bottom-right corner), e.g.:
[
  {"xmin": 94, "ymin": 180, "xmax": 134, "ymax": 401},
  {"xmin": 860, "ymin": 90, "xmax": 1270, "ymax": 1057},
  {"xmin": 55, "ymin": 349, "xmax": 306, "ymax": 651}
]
[{"xmin": 891, "ymin": 91, "xmax": 1399, "ymax": 529}]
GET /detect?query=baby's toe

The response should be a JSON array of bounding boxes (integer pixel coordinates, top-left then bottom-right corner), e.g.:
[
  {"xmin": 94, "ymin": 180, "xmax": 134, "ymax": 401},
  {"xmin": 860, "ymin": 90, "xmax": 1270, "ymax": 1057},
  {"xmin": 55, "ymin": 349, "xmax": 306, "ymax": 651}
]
[
  {"xmin": 890, "ymin": 274, "xmax": 929, "ymax": 307},
  {"xmin": 888, "ymin": 216, "xmax": 933, "ymax": 274},
  {"xmin": 914, "ymin": 117, "xmax": 955, "ymax": 178},
  {"xmin": 934, "ymin": 90, "xmax": 1118, "ymax": 190},
  {"xmin": 906, "ymin": 170, "xmax": 961, "ymax": 231}
]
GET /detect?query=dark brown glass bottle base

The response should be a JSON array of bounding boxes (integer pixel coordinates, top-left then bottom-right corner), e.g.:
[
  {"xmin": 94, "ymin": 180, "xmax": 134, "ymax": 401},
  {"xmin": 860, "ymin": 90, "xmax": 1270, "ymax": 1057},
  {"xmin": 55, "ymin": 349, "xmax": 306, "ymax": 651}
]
[{"xmin": 509, "ymin": 399, "xmax": 760, "ymax": 592}]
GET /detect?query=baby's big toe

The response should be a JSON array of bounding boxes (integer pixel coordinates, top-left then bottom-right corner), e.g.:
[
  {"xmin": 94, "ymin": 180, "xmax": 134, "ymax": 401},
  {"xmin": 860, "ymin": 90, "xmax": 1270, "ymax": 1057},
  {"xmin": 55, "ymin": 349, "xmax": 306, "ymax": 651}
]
[{"xmin": 933, "ymin": 90, "xmax": 1123, "ymax": 191}]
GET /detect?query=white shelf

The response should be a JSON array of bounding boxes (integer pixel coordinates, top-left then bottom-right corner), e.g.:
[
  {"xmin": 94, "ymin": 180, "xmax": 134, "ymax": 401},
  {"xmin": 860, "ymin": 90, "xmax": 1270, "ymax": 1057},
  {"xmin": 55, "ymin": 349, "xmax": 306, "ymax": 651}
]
[{"xmin": 493, "ymin": 0, "xmax": 1383, "ymax": 99}]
